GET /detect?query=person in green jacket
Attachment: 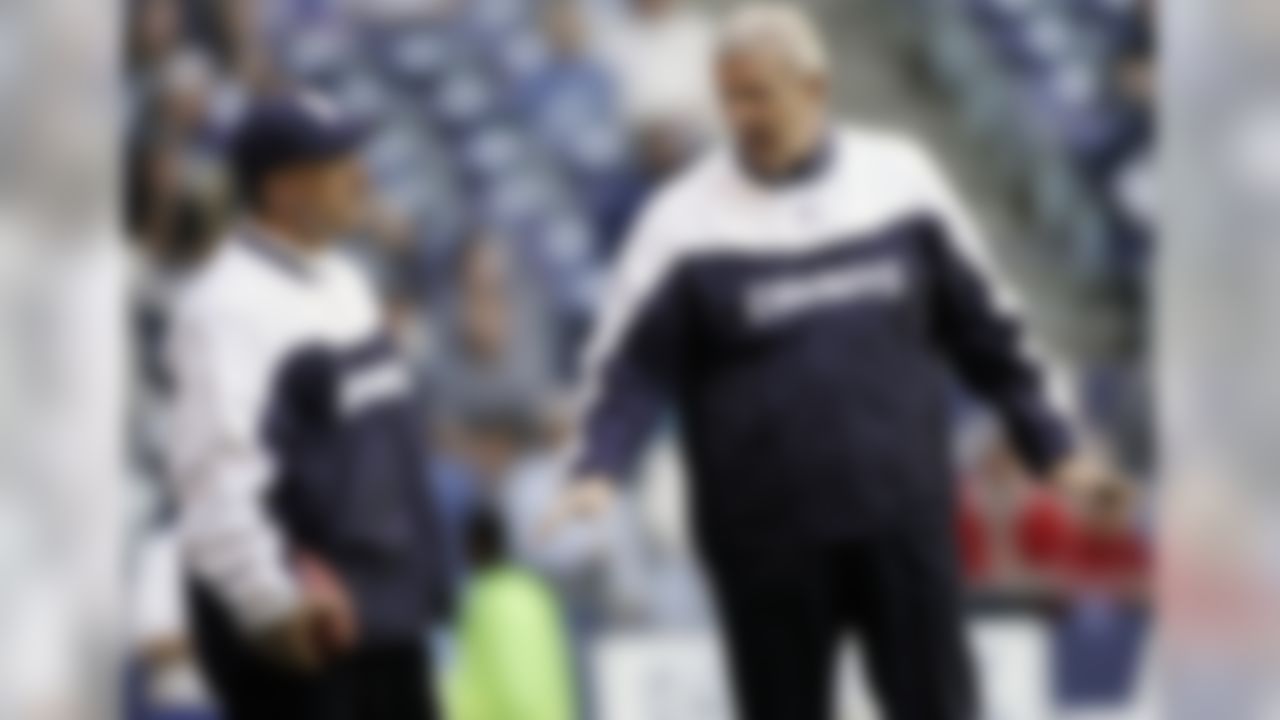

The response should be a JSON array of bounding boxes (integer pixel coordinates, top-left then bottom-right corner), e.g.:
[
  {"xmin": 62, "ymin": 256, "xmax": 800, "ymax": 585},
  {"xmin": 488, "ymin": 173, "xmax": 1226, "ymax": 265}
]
[{"xmin": 447, "ymin": 508, "xmax": 579, "ymax": 720}]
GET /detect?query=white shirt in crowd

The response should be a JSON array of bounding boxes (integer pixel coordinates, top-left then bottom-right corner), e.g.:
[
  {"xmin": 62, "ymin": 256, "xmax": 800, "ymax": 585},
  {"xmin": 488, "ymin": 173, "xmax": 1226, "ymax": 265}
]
[{"xmin": 598, "ymin": 3, "xmax": 719, "ymax": 136}]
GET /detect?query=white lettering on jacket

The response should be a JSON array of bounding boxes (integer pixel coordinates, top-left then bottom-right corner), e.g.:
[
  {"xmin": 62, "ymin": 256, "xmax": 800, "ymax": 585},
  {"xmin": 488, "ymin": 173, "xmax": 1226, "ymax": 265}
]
[
  {"xmin": 746, "ymin": 259, "xmax": 905, "ymax": 327},
  {"xmin": 341, "ymin": 359, "xmax": 412, "ymax": 416}
]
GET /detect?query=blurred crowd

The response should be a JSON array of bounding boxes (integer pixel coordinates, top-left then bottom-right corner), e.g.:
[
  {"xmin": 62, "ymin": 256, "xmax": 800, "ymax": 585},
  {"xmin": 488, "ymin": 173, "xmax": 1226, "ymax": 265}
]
[
  {"xmin": 123, "ymin": 0, "xmax": 1154, "ymax": 717},
  {"xmin": 903, "ymin": 0, "xmax": 1155, "ymax": 294}
]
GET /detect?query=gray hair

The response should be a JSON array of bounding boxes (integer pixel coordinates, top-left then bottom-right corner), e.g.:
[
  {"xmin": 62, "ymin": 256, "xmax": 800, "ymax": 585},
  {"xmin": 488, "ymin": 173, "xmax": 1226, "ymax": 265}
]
[{"xmin": 718, "ymin": 2, "xmax": 830, "ymax": 77}]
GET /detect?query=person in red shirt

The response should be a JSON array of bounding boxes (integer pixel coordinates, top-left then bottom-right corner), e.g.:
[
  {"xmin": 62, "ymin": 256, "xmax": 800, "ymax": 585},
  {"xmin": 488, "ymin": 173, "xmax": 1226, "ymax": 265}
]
[
  {"xmin": 958, "ymin": 433, "xmax": 1149, "ymax": 598},
  {"xmin": 1048, "ymin": 473, "xmax": 1151, "ymax": 706},
  {"xmin": 1054, "ymin": 481, "xmax": 1150, "ymax": 604},
  {"xmin": 956, "ymin": 435, "xmax": 1074, "ymax": 593}
]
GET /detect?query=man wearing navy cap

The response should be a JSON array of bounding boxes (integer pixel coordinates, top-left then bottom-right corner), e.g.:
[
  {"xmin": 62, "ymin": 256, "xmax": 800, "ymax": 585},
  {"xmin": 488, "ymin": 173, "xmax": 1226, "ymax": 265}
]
[{"xmin": 167, "ymin": 91, "xmax": 444, "ymax": 719}]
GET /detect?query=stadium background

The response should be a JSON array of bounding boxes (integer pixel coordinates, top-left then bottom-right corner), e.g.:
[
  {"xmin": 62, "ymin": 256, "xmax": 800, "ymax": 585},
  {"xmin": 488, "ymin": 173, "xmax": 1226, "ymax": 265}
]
[{"xmin": 123, "ymin": 0, "xmax": 1155, "ymax": 717}]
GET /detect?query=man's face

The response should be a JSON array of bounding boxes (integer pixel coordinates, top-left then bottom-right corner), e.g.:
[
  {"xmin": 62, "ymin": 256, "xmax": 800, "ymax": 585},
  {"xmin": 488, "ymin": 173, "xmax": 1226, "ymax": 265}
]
[
  {"xmin": 717, "ymin": 46, "xmax": 827, "ymax": 176},
  {"xmin": 269, "ymin": 155, "xmax": 367, "ymax": 242},
  {"xmin": 460, "ymin": 242, "xmax": 513, "ymax": 359}
]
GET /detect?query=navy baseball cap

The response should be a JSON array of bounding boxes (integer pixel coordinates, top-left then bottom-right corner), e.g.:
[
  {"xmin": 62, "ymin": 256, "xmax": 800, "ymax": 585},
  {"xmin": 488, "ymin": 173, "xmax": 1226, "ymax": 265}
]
[{"xmin": 231, "ymin": 91, "xmax": 371, "ymax": 204}]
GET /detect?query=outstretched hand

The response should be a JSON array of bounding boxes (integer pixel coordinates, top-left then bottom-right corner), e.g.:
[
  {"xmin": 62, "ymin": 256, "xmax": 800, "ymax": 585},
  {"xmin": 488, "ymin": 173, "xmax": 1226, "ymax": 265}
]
[
  {"xmin": 537, "ymin": 474, "xmax": 618, "ymax": 543},
  {"xmin": 1048, "ymin": 453, "xmax": 1127, "ymax": 506}
]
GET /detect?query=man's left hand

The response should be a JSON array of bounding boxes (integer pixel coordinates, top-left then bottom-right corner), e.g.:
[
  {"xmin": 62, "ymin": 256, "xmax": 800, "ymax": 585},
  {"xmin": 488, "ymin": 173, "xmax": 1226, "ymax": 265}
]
[{"xmin": 1048, "ymin": 454, "xmax": 1125, "ymax": 503}]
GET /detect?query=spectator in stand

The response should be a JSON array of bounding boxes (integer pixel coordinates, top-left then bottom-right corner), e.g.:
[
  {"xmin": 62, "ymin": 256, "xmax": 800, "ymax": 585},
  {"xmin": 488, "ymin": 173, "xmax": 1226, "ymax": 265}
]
[
  {"xmin": 958, "ymin": 425, "xmax": 1150, "ymax": 705},
  {"xmin": 956, "ymin": 430, "xmax": 1073, "ymax": 595},
  {"xmin": 1085, "ymin": 0, "xmax": 1155, "ymax": 284},
  {"xmin": 1108, "ymin": 42, "xmax": 1154, "ymax": 261},
  {"xmin": 957, "ymin": 424, "xmax": 1149, "ymax": 589},
  {"xmin": 446, "ymin": 508, "xmax": 578, "ymax": 720},
  {"xmin": 153, "ymin": 51, "xmax": 235, "ymax": 161},
  {"xmin": 128, "ymin": 0, "xmax": 277, "ymax": 93},
  {"xmin": 573, "ymin": 0, "xmax": 720, "ymax": 256},
  {"xmin": 430, "ymin": 235, "xmax": 564, "ymax": 489},
  {"xmin": 1054, "ymin": 481, "xmax": 1150, "ymax": 603},
  {"xmin": 217, "ymin": 0, "xmax": 281, "ymax": 92},
  {"xmin": 126, "ymin": 128, "xmax": 229, "ymax": 431},
  {"xmin": 1051, "ymin": 481, "xmax": 1151, "ymax": 706},
  {"xmin": 127, "ymin": 48, "xmax": 236, "ymax": 286},
  {"xmin": 599, "ymin": 0, "xmax": 718, "ymax": 142},
  {"xmin": 520, "ymin": 0, "xmax": 633, "ymax": 254},
  {"xmin": 522, "ymin": 0, "xmax": 622, "ymax": 169},
  {"xmin": 128, "ymin": 0, "xmax": 185, "ymax": 78}
]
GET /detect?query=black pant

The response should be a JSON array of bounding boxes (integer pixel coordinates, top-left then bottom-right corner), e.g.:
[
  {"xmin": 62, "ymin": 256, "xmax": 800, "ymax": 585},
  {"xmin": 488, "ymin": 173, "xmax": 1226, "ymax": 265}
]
[
  {"xmin": 706, "ymin": 522, "xmax": 977, "ymax": 720},
  {"xmin": 189, "ymin": 586, "xmax": 440, "ymax": 720}
]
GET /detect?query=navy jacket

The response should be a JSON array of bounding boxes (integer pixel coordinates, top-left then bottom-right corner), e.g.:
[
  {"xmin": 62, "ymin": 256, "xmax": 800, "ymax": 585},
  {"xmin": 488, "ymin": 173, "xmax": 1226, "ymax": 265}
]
[
  {"xmin": 574, "ymin": 127, "xmax": 1072, "ymax": 557},
  {"xmin": 169, "ymin": 228, "xmax": 441, "ymax": 641}
]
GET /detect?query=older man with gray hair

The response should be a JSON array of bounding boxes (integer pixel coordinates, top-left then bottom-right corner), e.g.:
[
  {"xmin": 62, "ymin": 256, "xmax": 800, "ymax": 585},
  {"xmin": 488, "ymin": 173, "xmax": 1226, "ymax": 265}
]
[{"xmin": 551, "ymin": 3, "xmax": 1113, "ymax": 718}]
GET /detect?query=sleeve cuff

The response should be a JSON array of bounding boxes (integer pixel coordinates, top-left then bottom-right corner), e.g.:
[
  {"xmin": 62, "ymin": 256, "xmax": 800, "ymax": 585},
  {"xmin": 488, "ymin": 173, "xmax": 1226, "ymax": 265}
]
[{"xmin": 227, "ymin": 571, "xmax": 303, "ymax": 634}]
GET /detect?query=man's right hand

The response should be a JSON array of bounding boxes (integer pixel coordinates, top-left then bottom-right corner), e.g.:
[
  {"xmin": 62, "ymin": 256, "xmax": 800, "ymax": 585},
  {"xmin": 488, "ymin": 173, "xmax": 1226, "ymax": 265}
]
[
  {"xmin": 538, "ymin": 474, "xmax": 618, "ymax": 541},
  {"xmin": 255, "ymin": 553, "xmax": 358, "ymax": 673},
  {"xmin": 255, "ymin": 602, "xmax": 327, "ymax": 673}
]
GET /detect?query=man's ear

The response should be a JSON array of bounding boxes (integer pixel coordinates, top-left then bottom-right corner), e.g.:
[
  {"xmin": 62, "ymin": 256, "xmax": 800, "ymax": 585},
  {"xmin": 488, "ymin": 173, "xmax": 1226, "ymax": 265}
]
[
  {"xmin": 809, "ymin": 73, "xmax": 830, "ymax": 105},
  {"xmin": 257, "ymin": 172, "xmax": 285, "ymax": 217},
  {"xmin": 264, "ymin": 168, "xmax": 306, "ymax": 220}
]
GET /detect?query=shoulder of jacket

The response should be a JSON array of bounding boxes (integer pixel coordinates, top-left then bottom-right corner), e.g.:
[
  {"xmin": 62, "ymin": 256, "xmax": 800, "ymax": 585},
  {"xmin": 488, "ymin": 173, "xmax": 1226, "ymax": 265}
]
[
  {"xmin": 637, "ymin": 148, "xmax": 741, "ymax": 245},
  {"xmin": 837, "ymin": 125, "xmax": 946, "ymax": 184},
  {"xmin": 323, "ymin": 249, "xmax": 375, "ymax": 296},
  {"xmin": 838, "ymin": 123, "xmax": 924, "ymax": 158},
  {"xmin": 172, "ymin": 241, "xmax": 273, "ymax": 331}
]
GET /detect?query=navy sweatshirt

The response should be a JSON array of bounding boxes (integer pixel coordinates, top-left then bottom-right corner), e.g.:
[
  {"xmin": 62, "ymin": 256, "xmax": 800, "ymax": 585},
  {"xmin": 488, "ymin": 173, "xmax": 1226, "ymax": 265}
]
[
  {"xmin": 169, "ymin": 227, "xmax": 441, "ymax": 641},
  {"xmin": 574, "ymin": 127, "xmax": 1072, "ymax": 557}
]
